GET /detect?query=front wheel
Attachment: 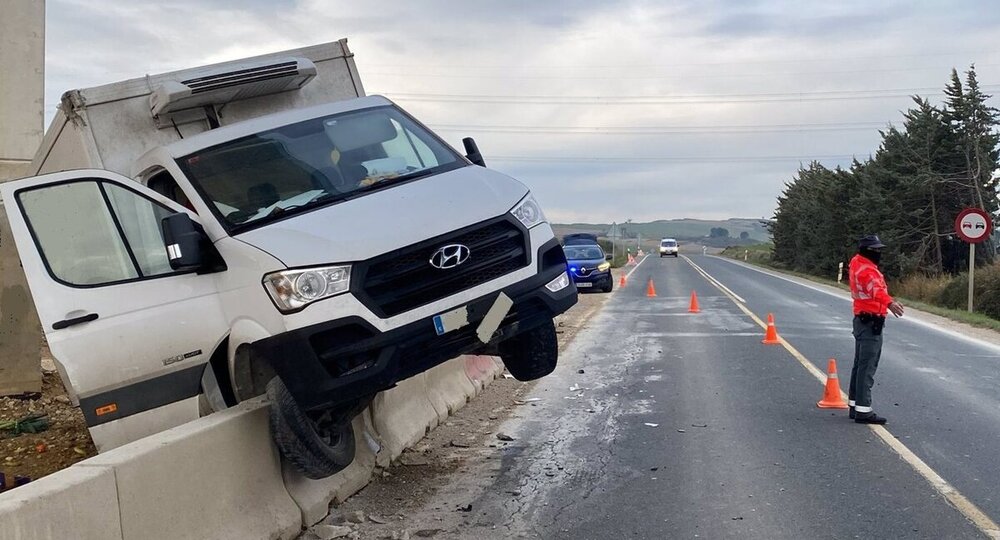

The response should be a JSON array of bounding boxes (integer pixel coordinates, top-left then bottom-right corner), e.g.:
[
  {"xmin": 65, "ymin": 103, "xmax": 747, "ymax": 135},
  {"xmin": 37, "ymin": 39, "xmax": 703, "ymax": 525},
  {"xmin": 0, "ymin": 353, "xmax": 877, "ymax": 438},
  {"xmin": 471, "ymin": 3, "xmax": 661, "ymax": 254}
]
[
  {"xmin": 499, "ymin": 320, "xmax": 558, "ymax": 381},
  {"xmin": 601, "ymin": 276, "xmax": 614, "ymax": 293},
  {"xmin": 267, "ymin": 377, "xmax": 358, "ymax": 479}
]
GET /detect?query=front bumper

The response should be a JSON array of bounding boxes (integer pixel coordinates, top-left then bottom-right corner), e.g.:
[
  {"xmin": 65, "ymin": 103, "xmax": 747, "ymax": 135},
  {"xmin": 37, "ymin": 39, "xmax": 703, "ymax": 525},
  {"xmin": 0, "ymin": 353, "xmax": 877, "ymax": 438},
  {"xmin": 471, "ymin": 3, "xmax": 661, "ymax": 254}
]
[
  {"xmin": 569, "ymin": 269, "xmax": 612, "ymax": 288},
  {"xmin": 248, "ymin": 238, "xmax": 576, "ymax": 412}
]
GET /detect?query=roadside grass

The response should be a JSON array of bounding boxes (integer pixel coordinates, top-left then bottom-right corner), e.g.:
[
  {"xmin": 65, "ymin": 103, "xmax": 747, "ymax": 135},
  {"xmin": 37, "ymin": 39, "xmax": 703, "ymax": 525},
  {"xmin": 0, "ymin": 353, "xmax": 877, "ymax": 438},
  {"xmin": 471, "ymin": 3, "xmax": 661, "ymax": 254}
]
[{"xmin": 719, "ymin": 245, "xmax": 1000, "ymax": 333}]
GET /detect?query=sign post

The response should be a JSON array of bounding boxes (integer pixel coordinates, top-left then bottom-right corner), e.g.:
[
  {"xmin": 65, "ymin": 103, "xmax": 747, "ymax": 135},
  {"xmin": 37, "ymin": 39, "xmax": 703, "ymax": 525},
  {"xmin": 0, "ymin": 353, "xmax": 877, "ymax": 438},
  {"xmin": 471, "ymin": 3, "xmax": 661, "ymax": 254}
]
[{"xmin": 954, "ymin": 208, "xmax": 994, "ymax": 312}]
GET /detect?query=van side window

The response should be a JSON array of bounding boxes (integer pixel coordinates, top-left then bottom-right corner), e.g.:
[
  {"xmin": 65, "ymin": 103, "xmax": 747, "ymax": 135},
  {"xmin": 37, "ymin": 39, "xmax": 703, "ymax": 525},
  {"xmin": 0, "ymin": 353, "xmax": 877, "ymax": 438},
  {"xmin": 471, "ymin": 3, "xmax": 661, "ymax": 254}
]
[
  {"xmin": 147, "ymin": 170, "xmax": 194, "ymax": 211},
  {"xmin": 18, "ymin": 180, "xmax": 178, "ymax": 287}
]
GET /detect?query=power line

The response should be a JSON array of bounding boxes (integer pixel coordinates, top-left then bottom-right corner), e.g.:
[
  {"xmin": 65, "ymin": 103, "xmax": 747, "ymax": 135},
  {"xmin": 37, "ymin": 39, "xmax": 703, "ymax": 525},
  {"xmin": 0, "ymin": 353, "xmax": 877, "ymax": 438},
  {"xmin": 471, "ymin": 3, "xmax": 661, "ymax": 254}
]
[
  {"xmin": 487, "ymin": 154, "xmax": 862, "ymax": 164},
  {"xmin": 362, "ymin": 50, "xmax": 997, "ymax": 70},
  {"xmin": 430, "ymin": 121, "xmax": 893, "ymax": 135},
  {"xmin": 380, "ymin": 85, "xmax": 1000, "ymax": 105},
  {"xmin": 362, "ymin": 63, "xmax": 1000, "ymax": 81}
]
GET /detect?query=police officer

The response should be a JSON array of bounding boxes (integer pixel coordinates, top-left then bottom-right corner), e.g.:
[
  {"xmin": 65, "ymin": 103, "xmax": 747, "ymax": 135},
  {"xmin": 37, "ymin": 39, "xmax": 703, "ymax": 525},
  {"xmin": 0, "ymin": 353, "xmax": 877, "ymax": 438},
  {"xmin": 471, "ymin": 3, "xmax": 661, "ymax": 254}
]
[{"xmin": 848, "ymin": 235, "xmax": 905, "ymax": 424}]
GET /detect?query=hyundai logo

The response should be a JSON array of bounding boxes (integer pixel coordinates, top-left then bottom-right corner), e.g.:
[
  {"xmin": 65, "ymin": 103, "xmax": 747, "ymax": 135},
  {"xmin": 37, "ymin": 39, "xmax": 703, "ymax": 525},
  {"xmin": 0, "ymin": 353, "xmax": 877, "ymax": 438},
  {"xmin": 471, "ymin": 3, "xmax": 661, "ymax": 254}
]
[{"xmin": 429, "ymin": 244, "xmax": 471, "ymax": 269}]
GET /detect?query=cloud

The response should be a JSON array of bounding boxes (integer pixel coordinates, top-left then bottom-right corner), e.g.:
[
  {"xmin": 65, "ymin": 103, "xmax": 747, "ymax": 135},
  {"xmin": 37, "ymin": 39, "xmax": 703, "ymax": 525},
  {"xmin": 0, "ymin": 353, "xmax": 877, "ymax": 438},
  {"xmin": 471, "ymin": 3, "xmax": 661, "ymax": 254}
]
[{"xmin": 42, "ymin": 0, "xmax": 1000, "ymax": 223}]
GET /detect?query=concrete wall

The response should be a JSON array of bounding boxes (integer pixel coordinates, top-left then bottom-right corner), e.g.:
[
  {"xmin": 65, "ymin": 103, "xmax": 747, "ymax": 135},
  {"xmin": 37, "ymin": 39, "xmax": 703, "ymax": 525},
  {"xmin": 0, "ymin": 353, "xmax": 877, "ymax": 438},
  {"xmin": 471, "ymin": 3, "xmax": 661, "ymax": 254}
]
[
  {"xmin": 0, "ymin": 0, "xmax": 45, "ymax": 176},
  {"xmin": 0, "ymin": 0, "xmax": 45, "ymax": 395},
  {"xmin": 0, "ymin": 355, "xmax": 506, "ymax": 538}
]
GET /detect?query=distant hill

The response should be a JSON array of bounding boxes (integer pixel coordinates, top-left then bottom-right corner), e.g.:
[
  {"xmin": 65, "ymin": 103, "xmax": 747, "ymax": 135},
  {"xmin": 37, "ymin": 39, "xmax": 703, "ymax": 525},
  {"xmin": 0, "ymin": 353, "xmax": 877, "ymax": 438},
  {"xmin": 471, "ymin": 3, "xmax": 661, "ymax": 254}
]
[{"xmin": 553, "ymin": 218, "xmax": 771, "ymax": 244}]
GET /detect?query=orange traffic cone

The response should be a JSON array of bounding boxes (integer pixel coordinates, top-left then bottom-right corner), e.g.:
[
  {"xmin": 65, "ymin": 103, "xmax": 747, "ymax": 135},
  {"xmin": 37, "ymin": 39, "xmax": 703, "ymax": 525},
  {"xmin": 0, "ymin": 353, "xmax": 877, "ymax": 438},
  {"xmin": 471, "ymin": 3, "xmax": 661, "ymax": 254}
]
[
  {"xmin": 688, "ymin": 291, "xmax": 701, "ymax": 313},
  {"xmin": 646, "ymin": 278, "xmax": 657, "ymax": 297},
  {"xmin": 762, "ymin": 313, "xmax": 781, "ymax": 344},
  {"xmin": 619, "ymin": 274, "xmax": 627, "ymax": 288},
  {"xmin": 817, "ymin": 359, "xmax": 849, "ymax": 409}
]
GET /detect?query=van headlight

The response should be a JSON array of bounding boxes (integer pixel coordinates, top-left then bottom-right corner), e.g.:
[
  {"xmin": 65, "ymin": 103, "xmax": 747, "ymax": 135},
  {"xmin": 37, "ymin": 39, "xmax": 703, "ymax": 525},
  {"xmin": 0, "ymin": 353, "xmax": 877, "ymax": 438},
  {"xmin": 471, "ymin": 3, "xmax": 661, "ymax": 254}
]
[
  {"xmin": 598, "ymin": 262, "xmax": 611, "ymax": 272},
  {"xmin": 510, "ymin": 194, "xmax": 546, "ymax": 228},
  {"xmin": 263, "ymin": 265, "xmax": 351, "ymax": 312}
]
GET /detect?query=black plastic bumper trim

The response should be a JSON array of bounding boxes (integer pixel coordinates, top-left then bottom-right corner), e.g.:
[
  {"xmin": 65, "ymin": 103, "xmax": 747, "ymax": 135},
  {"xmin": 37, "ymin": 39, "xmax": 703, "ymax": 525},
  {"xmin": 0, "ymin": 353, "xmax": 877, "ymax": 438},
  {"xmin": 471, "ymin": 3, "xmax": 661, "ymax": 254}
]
[{"xmin": 249, "ymin": 237, "xmax": 574, "ymax": 411}]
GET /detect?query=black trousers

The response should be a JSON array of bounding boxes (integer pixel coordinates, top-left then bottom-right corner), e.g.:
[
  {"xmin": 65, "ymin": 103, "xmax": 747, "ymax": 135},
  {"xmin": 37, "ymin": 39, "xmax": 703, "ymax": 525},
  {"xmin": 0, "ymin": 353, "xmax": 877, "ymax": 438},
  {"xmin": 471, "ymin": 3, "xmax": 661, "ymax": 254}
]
[{"xmin": 849, "ymin": 315, "xmax": 884, "ymax": 411}]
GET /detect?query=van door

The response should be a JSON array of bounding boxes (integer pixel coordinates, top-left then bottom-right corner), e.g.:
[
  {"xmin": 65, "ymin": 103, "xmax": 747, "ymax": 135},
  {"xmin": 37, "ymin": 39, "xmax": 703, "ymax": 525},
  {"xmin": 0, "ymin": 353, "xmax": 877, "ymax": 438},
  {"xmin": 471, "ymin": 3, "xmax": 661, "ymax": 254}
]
[{"xmin": 0, "ymin": 169, "xmax": 229, "ymax": 451}]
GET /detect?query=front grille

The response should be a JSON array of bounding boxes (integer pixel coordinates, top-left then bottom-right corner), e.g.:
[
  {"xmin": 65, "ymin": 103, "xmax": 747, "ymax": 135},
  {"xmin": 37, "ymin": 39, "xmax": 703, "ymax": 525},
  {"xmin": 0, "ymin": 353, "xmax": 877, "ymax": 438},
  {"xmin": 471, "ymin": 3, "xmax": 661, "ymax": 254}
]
[{"xmin": 355, "ymin": 217, "xmax": 529, "ymax": 317}]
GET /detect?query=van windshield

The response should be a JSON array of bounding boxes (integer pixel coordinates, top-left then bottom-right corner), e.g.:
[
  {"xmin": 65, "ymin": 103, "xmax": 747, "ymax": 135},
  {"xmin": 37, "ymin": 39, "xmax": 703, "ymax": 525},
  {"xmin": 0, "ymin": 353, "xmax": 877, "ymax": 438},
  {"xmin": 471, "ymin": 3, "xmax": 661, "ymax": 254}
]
[
  {"xmin": 177, "ymin": 105, "xmax": 463, "ymax": 231},
  {"xmin": 661, "ymin": 240, "xmax": 677, "ymax": 247}
]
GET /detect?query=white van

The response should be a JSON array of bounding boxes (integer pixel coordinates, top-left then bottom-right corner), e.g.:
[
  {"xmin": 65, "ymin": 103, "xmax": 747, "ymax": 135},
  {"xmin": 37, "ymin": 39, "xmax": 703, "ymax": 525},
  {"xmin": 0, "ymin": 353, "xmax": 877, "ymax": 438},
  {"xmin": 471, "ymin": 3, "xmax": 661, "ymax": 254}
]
[
  {"xmin": 0, "ymin": 41, "xmax": 576, "ymax": 478},
  {"xmin": 659, "ymin": 238, "xmax": 679, "ymax": 257}
]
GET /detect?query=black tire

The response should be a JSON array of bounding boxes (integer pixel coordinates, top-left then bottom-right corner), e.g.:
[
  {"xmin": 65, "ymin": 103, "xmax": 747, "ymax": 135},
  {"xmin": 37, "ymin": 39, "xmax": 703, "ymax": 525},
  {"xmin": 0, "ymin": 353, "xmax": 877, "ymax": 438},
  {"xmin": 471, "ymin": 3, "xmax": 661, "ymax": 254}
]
[
  {"xmin": 674, "ymin": 253, "xmax": 679, "ymax": 258},
  {"xmin": 267, "ymin": 377, "xmax": 356, "ymax": 479},
  {"xmin": 601, "ymin": 276, "xmax": 614, "ymax": 293},
  {"xmin": 499, "ymin": 319, "xmax": 558, "ymax": 381}
]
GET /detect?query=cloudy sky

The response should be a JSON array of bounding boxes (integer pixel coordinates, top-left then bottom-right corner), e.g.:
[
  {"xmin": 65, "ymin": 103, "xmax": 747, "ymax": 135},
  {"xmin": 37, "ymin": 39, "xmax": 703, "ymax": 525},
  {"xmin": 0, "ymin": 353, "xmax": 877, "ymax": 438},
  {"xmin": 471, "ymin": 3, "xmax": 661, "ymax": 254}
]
[{"xmin": 44, "ymin": 0, "xmax": 1000, "ymax": 223}]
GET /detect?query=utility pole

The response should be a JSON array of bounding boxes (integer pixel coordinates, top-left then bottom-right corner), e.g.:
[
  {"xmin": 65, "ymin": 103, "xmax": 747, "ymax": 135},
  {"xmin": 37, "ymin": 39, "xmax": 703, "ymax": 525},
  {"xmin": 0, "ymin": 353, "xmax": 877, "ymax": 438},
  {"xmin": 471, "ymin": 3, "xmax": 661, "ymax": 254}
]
[{"xmin": 0, "ymin": 0, "xmax": 46, "ymax": 395}]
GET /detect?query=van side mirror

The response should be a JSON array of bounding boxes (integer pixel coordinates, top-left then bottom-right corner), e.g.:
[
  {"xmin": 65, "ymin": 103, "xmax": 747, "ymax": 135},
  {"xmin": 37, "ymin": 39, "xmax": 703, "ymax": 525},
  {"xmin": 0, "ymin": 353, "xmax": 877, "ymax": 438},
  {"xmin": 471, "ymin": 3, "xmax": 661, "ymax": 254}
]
[
  {"xmin": 463, "ymin": 137, "xmax": 486, "ymax": 167},
  {"xmin": 161, "ymin": 213, "xmax": 205, "ymax": 271},
  {"xmin": 606, "ymin": 255, "xmax": 613, "ymax": 261}
]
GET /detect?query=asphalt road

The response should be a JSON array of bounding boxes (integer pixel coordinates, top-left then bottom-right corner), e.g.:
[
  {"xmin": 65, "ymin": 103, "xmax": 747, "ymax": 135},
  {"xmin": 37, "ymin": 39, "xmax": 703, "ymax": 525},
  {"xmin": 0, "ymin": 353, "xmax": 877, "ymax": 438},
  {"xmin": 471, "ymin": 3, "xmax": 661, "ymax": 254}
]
[{"xmin": 441, "ymin": 253, "xmax": 1000, "ymax": 539}]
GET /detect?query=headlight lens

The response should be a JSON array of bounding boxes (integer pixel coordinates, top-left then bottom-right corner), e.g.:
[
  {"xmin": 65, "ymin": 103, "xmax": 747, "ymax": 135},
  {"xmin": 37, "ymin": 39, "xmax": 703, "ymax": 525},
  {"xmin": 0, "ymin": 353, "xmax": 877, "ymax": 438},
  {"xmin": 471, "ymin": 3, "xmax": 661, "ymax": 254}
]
[
  {"xmin": 263, "ymin": 265, "xmax": 351, "ymax": 312},
  {"xmin": 598, "ymin": 262, "xmax": 611, "ymax": 272},
  {"xmin": 510, "ymin": 194, "xmax": 546, "ymax": 228}
]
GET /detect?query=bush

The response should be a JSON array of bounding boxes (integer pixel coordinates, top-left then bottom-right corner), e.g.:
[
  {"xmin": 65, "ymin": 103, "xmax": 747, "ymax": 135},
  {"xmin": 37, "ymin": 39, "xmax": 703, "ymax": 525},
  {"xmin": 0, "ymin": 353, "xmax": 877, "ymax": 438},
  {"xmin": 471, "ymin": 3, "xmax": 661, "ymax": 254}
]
[
  {"xmin": 930, "ymin": 264, "xmax": 1000, "ymax": 320},
  {"xmin": 972, "ymin": 265, "xmax": 1000, "ymax": 320},
  {"xmin": 892, "ymin": 274, "xmax": 953, "ymax": 305}
]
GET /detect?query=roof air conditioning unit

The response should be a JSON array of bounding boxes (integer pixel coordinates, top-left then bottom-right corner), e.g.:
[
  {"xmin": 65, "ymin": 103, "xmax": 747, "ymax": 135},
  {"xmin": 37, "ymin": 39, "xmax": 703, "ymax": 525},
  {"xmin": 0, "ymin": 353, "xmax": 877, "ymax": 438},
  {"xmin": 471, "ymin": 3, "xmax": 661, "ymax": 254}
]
[{"xmin": 149, "ymin": 57, "xmax": 317, "ymax": 118}]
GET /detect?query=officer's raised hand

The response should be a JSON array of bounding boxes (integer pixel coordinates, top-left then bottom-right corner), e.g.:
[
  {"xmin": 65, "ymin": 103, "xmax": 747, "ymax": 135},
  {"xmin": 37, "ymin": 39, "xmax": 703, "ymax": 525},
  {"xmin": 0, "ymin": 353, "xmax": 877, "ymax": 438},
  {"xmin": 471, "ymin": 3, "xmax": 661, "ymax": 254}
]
[{"xmin": 889, "ymin": 301, "xmax": 904, "ymax": 318}]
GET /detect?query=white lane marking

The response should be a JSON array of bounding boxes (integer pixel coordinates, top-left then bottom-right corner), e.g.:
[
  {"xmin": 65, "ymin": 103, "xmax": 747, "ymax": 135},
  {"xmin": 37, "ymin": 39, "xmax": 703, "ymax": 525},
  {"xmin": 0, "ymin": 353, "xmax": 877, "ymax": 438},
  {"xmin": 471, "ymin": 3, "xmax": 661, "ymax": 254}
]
[
  {"xmin": 686, "ymin": 256, "xmax": 1000, "ymax": 539},
  {"xmin": 709, "ymin": 256, "xmax": 1000, "ymax": 355},
  {"xmin": 682, "ymin": 255, "xmax": 746, "ymax": 303},
  {"xmin": 624, "ymin": 253, "xmax": 651, "ymax": 280}
]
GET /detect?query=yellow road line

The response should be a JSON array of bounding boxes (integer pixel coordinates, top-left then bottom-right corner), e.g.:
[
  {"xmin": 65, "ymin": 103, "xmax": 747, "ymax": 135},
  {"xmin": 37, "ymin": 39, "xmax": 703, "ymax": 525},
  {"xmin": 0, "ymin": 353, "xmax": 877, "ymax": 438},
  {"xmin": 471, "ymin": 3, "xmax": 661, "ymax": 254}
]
[{"xmin": 682, "ymin": 255, "xmax": 1000, "ymax": 539}]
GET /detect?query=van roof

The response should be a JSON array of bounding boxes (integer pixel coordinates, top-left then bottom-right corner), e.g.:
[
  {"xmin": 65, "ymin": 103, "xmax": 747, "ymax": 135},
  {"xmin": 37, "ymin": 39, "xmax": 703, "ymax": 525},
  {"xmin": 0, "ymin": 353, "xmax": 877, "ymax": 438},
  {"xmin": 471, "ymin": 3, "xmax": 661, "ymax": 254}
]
[{"xmin": 163, "ymin": 95, "xmax": 393, "ymax": 158}]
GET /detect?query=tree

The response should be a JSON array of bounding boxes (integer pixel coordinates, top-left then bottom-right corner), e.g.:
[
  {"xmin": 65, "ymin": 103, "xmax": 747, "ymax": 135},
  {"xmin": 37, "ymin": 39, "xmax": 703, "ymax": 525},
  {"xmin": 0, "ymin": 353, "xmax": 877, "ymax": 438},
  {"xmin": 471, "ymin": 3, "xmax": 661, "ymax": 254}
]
[
  {"xmin": 740, "ymin": 231, "xmax": 750, "ymax": 240},
  {"xmin": 709, "ymin": 227, "xmax": 730, "ymax": 238},
  {"xmin": 771, "ymin": 66, "xmax": 1000, "ymax": 279}
]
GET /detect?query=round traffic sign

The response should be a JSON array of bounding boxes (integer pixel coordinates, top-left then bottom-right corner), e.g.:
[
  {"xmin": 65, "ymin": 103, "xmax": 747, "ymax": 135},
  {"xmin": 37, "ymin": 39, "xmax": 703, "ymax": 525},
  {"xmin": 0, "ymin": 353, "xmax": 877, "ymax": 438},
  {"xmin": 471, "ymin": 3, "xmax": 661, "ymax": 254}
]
[{"xmin": 955, "ymin": 208, "xmax": 993, "ymax": 243}]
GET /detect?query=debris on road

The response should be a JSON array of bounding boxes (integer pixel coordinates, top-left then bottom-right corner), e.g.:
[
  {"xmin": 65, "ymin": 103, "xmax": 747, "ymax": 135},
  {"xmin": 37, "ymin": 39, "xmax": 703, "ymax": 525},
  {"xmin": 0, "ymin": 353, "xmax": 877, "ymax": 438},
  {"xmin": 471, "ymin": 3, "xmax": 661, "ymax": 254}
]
[
  {"xmin": 496, "ymin": 432, "xmax": 515, "ymax": 441},
  {"xmin": 691, "ymin": 424, "xmax": 708, "ymax": 428},
  {"xmin": 677, "ymin": 429, "xmax": 686, "ymax": 433},
  {"xmin": 345, "ymin": 510, "xmax": 366, "ymax": 524},
  {"xmin": 449, "ymin": 440, "xmax": 470, "ymax": 448},
  {"xmin": 578, "ymin": 369, "xmax": 586, "ymax": 374},
  {"xmin": 457, "ymin": 504, "xmax": 473, "ymax": 512},
  {"xmin": 398, "ymin": 454, "xmax": 431, "ymax": 466},
  {"xmin": 644, "ymin": 423, "xmax": 659, "ymax": 427},
  {"xmin": 307, "ymin": 524, "xmax": 353, "ymax": 539}
]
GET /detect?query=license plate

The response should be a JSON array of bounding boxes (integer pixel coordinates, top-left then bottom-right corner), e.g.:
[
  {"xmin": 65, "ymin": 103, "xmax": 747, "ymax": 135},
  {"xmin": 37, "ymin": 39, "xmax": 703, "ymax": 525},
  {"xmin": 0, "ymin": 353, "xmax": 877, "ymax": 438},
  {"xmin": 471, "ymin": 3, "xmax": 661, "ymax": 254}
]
[
  {"xmin": 432, "ymin": 305, "xmax": 470, "ymax": 336},
  {"xmin": 576, "ymin": 282, "xmax": 593, "ymax": 288}
]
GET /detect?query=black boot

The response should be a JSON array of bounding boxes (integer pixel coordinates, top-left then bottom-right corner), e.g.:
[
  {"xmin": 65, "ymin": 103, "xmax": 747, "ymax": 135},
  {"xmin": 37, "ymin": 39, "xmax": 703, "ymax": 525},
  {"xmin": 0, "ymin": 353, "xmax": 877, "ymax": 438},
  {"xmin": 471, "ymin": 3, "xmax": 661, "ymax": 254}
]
[
  {"xmin": 854, "ymin": 411, "xmax": 887, "ymax": 425},
  {"xmin": 849, "ymin": 406, "xmax": 856, "ymax": 419}
]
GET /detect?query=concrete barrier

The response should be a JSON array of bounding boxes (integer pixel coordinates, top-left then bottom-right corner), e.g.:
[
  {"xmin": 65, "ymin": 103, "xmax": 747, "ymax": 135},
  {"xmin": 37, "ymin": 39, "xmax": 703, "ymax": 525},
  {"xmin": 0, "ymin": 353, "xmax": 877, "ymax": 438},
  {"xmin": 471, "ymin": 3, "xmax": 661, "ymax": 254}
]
[
  {"xmin": 369, "ymin": 373, "xmax": 439, "ymax": 467},
  {"xmin": 283, "ymin": 409, "xmax": 379, "ymax": 526},
  {"xmin": 425, "ymin": 357, "xmax": 476, "ymax": 422},
  {"xmin": 0, "ymin": 354, "xmax": 508, "ymax": 538},
  {"xmin": 0, "ymin": 465, "xmax": 122, "ymax": 540},
  {"xmin": 464, "ymin": 355, "xmax": 504, "ymax": 393},
  {"xmin": 76, "ymin": 398, "xmax": 301, "ymax": 540}
]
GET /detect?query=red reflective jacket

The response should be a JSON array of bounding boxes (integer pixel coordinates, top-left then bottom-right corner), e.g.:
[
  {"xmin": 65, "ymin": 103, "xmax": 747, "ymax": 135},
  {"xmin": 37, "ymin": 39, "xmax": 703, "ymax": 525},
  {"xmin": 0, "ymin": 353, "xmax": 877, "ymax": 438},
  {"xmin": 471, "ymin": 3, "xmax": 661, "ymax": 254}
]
[{"xmin": 849, "ymin": 254, "xmax": 894, "ymax": 316}]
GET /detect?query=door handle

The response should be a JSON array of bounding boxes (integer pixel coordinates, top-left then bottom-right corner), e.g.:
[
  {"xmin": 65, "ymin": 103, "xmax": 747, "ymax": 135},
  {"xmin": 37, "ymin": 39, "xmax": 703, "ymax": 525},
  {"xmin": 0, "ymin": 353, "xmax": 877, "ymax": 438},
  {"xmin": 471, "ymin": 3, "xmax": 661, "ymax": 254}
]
[{"xmin": 52, "ymin": 313, "xmax": 99, "ymax": 330}]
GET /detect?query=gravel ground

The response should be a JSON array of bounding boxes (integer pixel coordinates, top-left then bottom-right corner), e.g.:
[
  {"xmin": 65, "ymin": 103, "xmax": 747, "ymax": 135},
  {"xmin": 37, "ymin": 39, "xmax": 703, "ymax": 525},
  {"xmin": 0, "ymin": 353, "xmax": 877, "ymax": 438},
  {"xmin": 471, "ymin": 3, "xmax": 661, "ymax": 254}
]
[
  {"xmin": 0, "ymin": 352, "xmax": 97, "ymax": 492},
  {"xmin": 297, "ymin": 274, "xmax": 619, "ymax": 540}
]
